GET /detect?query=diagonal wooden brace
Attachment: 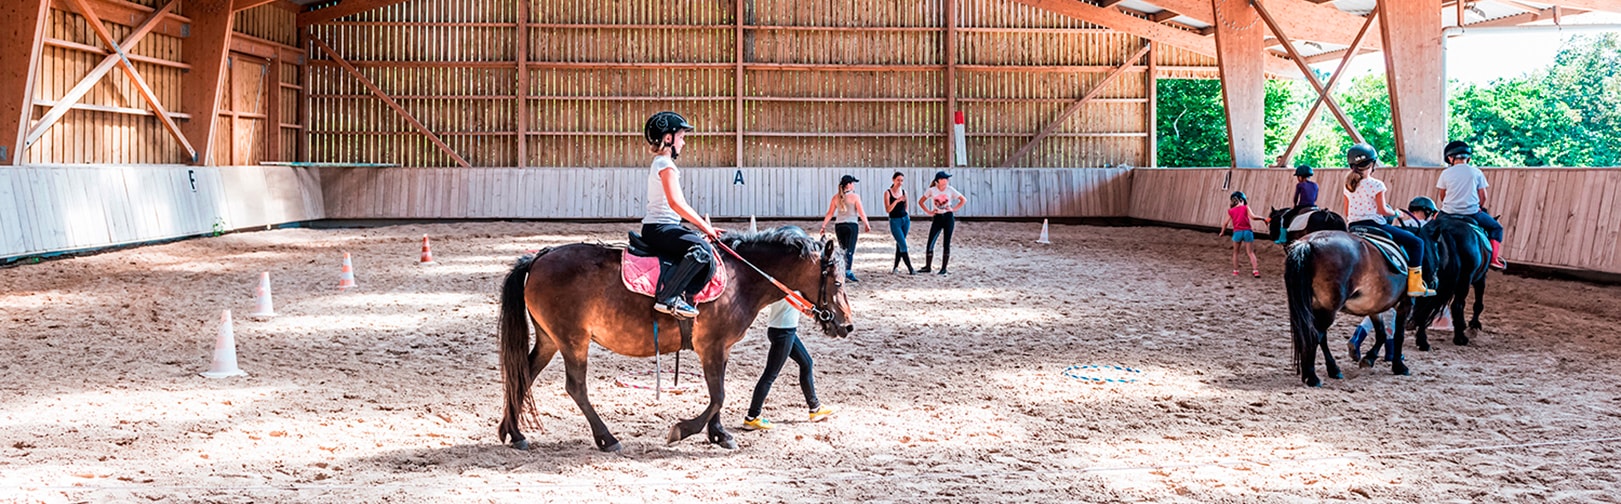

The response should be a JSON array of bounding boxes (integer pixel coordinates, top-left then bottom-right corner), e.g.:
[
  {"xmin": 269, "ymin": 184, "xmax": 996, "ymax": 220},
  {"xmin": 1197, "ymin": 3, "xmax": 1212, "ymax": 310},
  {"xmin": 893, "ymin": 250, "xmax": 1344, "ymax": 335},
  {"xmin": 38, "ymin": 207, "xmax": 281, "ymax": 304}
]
[
  {"xmin": 1280, "ymin": 10, "xmax": 1379, "ymax": 164},
  {"xmin": 1253, "ymin": 0, "xmax": 1365, "ymax": 149},
  {"xmin": 24, "ymin": 0, "xmax": 178, "ymax": 151},
  {"xmin": 1001, "ymin": 43, "xmax": 1152, "ymax": 167},
  {"xmin": 311, "ymin": 37, "xmax": 472, "ymax": 168}
]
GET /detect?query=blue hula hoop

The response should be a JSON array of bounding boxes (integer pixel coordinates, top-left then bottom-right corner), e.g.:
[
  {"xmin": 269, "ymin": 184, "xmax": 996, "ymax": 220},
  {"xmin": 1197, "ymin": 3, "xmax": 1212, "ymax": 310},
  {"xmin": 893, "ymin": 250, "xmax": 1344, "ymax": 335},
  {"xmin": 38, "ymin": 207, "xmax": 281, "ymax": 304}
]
[{"xmin": 1062, "ymin": 364, "xmax": 1143, "ymax": 384}]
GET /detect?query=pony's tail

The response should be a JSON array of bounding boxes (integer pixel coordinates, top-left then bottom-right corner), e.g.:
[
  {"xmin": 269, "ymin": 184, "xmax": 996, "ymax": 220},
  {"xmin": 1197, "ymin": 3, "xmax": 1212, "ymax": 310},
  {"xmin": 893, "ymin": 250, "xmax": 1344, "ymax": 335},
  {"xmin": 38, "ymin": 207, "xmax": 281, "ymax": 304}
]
[
  {"xmin": 498, "ymin": 252, "xmax": 540, "ymax": 443},
  {"xmin": 1284, "ymin": 241, "xmax": 1319, "ymax": 375}
]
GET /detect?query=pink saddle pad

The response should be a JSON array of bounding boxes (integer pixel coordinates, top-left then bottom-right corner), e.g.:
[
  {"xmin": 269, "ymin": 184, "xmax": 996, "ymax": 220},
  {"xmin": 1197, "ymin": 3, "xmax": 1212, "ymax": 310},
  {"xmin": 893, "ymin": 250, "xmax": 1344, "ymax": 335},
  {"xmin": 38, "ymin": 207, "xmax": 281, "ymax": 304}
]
[{"xmin": 621, "ymin": 249, "xmax": 727, "ymax": 304}]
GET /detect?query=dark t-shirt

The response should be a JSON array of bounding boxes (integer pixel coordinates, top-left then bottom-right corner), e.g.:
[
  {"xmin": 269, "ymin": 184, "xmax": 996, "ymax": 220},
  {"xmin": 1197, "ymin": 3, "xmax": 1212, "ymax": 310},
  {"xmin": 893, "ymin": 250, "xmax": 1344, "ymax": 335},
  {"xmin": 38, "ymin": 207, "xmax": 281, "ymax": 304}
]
[
  {"xmin": 885, "ymin": 188, "xmax": 908, "ymax": 218},
  {"xmin": 1294, "ymin": 180, "xmax": 1319, "ymax": 208}
]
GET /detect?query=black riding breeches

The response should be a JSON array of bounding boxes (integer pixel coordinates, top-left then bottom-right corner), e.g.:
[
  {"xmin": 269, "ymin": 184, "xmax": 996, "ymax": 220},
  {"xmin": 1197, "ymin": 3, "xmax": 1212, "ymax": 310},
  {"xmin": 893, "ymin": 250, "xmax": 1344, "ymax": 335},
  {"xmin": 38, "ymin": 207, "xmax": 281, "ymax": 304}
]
[
  {"xmin": 927, "ymin": 212, "xmax": 955, "ymax": 255},
  {"xmin": 640, "ymin": 223, "xmax": 714, "ymax": 297},
  {"xmin": 1351, "ymin": 220, "xmax": 1424, "ymax": 267},
  {"xmin": 746, "ymin": 327, "xmax": 819, "ymax": 419}
]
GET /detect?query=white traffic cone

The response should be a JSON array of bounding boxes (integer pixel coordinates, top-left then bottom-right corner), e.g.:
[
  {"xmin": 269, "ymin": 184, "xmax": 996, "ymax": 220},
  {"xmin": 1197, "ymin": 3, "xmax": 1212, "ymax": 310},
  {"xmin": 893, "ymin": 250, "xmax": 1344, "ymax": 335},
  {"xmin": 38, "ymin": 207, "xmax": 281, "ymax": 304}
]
[
  {"xmin": 201, "ymin": 309, "xmax": 248, "ymax": 378},
  {"xmin": 337, "ymin": 252, "xmax": 357, "ymax": 290},
  {"xmin": 419, "ymin": 235, "xmax": 437, "ymax": 265},
  {"xmin": 1037, "ymin": 219, "xmax": 1052, "ymax": 244},
  {"xmin": 750, "ymin": 215, "xmax": 758, "ymax": 234},
  {"xmin": 248, "ymin": 272, "xmax": 275, "ymax": 318}
]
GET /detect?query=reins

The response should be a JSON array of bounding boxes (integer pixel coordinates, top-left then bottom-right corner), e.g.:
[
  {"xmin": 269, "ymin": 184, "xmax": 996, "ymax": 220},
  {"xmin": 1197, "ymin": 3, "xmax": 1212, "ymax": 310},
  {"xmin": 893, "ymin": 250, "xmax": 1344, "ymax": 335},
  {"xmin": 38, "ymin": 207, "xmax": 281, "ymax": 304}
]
[{"xmin": 709, "ymin": 238, "xmax": 831, "ymax": 322}]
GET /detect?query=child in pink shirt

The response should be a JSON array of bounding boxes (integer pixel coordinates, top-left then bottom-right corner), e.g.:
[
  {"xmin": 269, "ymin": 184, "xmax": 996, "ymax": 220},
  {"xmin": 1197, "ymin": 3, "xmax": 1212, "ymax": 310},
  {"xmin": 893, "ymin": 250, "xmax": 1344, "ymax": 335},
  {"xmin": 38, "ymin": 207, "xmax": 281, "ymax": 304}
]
[{"xmin": 1218, "ymin": 191, "xmax": 1268, "ymax": 278}]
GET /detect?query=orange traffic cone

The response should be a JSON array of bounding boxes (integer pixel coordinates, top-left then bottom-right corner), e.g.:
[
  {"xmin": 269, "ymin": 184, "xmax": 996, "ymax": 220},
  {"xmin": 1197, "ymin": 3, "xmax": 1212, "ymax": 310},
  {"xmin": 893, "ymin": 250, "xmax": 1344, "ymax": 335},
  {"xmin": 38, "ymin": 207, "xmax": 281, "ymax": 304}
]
[
  {"xmin": 1037, "ymin": 219, "xmax": 1052, "ymax": 245},
  {"xmin": 201, "ymin": 309, "xmax": 248, "ymax": 378},
  {"xmin": 419, "ymin": 235, "xmax": 436, "ymax": 265},
  {"xmin": 249, "ymin": 271, "xmax": 275, "ymax": 318},
  {"xmin": 338, "ymin": 252, "xmax": 357, "ymax": 290}
]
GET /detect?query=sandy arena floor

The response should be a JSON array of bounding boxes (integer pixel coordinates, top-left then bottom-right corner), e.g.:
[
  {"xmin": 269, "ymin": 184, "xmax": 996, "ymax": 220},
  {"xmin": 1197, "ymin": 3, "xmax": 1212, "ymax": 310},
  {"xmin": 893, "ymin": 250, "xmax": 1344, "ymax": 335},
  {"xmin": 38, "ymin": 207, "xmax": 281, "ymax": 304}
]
[{"xmin": 3, "ymin": 220, "xmax": 1621, "ymax": 503}]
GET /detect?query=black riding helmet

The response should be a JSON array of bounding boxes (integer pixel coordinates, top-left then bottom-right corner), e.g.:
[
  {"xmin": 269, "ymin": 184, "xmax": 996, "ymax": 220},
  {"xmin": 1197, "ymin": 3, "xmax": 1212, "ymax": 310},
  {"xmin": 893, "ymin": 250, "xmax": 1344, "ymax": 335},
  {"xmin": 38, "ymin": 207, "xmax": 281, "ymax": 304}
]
[
  {"xmin": 1409, "ymin": 196, "xmax": 1438, "ymax": 215},
  {"xmin": 1347, "ymin": 143, "xmax": 1378, "ymax": 169},
  {"xmin": 1294, "ymin": 164, "xmax": 1314, "ymax": 177},
  {"xmin": 1444, "ymin": 140, "xmax": 1472, "ymax": 160},
  {"xmin": 644, "ymin": 111, "xmax": 695, "ymax": 157}
]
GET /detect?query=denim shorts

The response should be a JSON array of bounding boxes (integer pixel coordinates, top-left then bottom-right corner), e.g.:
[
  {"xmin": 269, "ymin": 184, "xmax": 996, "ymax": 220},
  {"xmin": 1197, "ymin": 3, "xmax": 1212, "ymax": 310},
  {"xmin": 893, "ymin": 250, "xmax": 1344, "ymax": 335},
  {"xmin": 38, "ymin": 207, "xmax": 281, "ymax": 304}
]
[{"xmin": 1232, "ymin": 230, "xmax": 1254, "ymax": 243}]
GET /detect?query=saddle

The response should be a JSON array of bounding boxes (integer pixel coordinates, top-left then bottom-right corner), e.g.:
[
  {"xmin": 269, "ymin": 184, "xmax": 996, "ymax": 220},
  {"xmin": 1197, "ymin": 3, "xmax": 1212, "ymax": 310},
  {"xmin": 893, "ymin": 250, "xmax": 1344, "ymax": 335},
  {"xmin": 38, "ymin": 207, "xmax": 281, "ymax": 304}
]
[
  {"xmin": 622, "ymin": 232, "xmax": 727, "ymax": 304},
  {"xmin": 1434, "ymin": 213, "xmax": 1491, "ymax": 245},
  {"xmin": 1286, "ymin": 208, "xmax": 1323, "ymax": 233},
  {"xmin": 1349, "ymin": 225, "xmax": 1408, "ymax": 274}
]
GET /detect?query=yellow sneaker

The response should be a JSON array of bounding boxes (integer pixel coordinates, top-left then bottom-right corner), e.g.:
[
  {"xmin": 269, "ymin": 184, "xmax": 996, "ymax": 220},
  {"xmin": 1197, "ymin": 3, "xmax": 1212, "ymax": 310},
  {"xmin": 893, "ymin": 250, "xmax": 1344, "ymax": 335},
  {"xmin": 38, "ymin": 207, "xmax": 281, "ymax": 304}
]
[
  {"xmin": 742, "ymin": 417, "xmax": 774, "ymax": 431},
  {"xmin": 808, "ymin": 406, "xmax": 835, "ymax": 423}
]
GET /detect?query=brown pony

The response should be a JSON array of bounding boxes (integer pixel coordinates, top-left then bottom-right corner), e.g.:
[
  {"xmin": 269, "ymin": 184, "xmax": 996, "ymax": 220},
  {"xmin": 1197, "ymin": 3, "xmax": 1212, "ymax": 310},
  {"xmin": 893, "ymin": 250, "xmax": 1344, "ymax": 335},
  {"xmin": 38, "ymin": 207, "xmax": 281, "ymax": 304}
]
[
  {"xmin": 1283, "ymin": 230, "xmax": 1414, "ymax": 386},
  {"xmin": 496, "ymin": 226, "xmax": 853, "ymax": 451}
]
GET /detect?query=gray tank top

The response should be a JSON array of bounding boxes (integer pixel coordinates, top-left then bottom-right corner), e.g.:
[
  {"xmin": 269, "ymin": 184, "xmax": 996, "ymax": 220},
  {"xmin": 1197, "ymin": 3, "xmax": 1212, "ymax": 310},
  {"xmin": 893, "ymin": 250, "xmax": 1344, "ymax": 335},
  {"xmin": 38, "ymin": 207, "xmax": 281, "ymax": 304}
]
[{"xmin": 833, "ymin": 192, "xmax": 858, "ymax": 223}]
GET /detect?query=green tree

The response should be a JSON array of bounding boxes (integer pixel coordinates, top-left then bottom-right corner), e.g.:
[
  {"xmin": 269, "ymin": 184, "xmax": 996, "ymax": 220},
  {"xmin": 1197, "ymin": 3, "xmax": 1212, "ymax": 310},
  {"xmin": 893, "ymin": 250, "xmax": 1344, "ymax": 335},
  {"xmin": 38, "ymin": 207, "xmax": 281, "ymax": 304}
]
[{"xmin": 1156, "ymin": 79, "xmax": 1310, "ymax": 167}]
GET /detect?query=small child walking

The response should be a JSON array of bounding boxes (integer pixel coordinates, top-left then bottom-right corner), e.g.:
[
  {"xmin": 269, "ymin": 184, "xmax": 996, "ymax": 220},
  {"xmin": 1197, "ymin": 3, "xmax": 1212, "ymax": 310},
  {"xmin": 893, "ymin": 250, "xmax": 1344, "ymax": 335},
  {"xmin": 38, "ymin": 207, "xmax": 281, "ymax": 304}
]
[
  {"xmin": 1219, "ymin": 191, "xmax": 1268, "ymax": 278},
  {"xmin": 742, "ymin": 299, "xmax": 835, "ymax": 431}
]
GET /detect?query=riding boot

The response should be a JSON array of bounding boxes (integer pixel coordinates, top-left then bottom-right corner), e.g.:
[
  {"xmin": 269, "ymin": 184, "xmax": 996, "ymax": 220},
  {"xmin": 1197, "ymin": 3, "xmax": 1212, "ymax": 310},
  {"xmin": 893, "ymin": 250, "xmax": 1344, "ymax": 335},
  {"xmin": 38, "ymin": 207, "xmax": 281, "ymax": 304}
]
[
  {"xmin": 937, "ymin": 250, "xmax": 950, "ymax": 275},
  {"xmin": 918, "ymin": 252, "xmax": 933, "ymax": 274},
  {"xmin": 1406, "ymin": 267, "xmax": 1436, "ymax": 298},
  {"xmin": 892, "ymin": 252, "xmax": 901, "ymax": 274},
  {"xmin": 1489, "ymin": 240, "xmax": 1508, "ymax": 270},
  {"xmin": 901, "ymin": 252, "xmax": 915, "ymax": 275},
  {"xmin": 654, "ymin": 249, "xmax": 712, "ymax": 319}
]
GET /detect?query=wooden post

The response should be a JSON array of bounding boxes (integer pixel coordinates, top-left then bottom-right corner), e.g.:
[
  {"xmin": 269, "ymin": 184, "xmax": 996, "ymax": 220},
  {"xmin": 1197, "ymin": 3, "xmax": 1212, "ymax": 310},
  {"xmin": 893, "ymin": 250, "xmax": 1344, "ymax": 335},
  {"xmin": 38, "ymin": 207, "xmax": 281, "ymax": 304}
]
[
  {"xmin": 1, "ymin": 0, "xmax": 49, "ymax": 164},
  {"xmin": 1145, "ymin": 41, "xmax": 1157, "ymax": 168},
  {"xmin": 1253, "ymin": 0, "xmax": 1365, "ymax": 144},
  {"xmin": 1210, "ymin": 0, "xmax": 1265, "ymax": 168},
  {"xmin": 266, "ymin": 55, "xmax": 283, "ymax": 162},
  {"xmin": 944, "ymin": 0, "xmax": 957, "ymax": 167},
  {"xmin": 183, "ymin": 0, "xmax": 237, "ymax": 165},
  {"xmin": 1378, "ymin": 0, "xmax": 1445, "ymax": 167},
  {"xmin": 515, "ymin": 0, "xmax": 528, "ymax": 168},
  {"xmin": 734, "ymin": 0, "xmax": 745, "ymax": 167}
]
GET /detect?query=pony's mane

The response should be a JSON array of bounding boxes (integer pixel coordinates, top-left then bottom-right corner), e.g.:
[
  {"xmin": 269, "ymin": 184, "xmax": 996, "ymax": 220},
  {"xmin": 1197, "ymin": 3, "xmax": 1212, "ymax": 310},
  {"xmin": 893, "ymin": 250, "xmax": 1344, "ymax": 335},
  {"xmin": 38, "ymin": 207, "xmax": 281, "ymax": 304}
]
[{"xmin": 720, "ymin": 226, "xmax": 823, "ymax": 258}]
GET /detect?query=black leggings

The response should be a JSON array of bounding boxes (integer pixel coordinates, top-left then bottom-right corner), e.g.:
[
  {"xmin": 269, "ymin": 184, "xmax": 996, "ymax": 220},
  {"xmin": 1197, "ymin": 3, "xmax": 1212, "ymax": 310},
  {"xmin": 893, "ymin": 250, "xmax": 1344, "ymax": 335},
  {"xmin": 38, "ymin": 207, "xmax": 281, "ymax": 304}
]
[
  {"xmin": 746, "ymin": 327, "xmax": 819, "ymax": 419},
  {"xmin": 640, "ymin": 223, "xmax": 714, "ymax": 296},
  {"xmin": 1351, "ymin": 220, "xmax": 1424, "ymax": 266},
  {"xmin": 927, "ymin": 212, "xmax": 955, "ymax": 256},
  {"xmin": 833, "ymin": 222, "xmax": 859, "ymax": 272}
]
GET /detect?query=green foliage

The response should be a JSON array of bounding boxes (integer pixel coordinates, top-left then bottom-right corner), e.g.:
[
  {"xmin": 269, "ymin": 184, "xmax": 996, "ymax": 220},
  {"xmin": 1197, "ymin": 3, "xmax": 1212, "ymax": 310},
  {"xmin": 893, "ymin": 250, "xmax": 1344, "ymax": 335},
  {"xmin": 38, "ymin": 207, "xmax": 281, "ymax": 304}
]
[{"xmin": 1156, "ymin": 34, "xmax": 1621, "ymax": 168}]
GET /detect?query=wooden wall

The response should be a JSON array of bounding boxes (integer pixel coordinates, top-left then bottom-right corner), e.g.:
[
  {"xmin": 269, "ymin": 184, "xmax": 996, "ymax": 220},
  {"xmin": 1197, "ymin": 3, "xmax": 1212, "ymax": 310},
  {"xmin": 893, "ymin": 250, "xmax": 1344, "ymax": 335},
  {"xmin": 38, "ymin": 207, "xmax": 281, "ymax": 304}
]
[
  {"xmin": 20, "ymin": 0, "xmax": 303, "ymax": 165},
  {"xmin": 0, "ymin": 164, "xmax": 324, "ymax": 260},
  {"xmin": 1129, "ymin": 167, "xmax": 1621, "ymax": 275},
  {"xmin": 303, "ymin": 0, "xmax": 1216, "ymax": 168},
  {"xmin": 318, "ymin": 167, "xmax": 1131, "ymax": 219}
]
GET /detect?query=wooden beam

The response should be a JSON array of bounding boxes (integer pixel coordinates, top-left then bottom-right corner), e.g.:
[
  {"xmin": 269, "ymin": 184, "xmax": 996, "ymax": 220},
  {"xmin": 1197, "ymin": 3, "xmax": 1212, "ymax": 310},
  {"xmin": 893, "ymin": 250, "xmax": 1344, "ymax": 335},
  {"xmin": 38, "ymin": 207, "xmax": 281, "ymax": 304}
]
[
  {"xmin": 1001, "ymin": 44, "xmax": 1151, "ymax": 167},
  {"xmin": 1545, "ymin": 0, "xmax": 1621, "ymax": 14},
  {"xmin": 233, "ymin": 0, "xmax": 277, "ymax": 11},
  {"xmin": 1009, "ymin": 0, "xmax": 1299, "ymax": 76},
  {"xmin": 516, "ymin": 0, "xmax": 528, "ymax": 168},
  {"xmin": 1281, "ymin": 11, "xmax": 1377, "ymax": 164},
  {"xmin": 1150, "ymin": 10, "xmax": 1181, "ymax": 22},
  {"xmin": 734, "ymin": 0, "xmax": 744, "ymax": 168},
  {"xmin": 25, "ymin": 0, "xmax": 176, "ymax": 151},
  {"xmin": 50, "ymin": 0, "xmax": 189, "ymax": 38},
  {"xmin": 43, "ymin": 38, "xmax": 192, "ymax": 69},
  {"xmin": 2, "ymin": 0, "xmax": 49, "ymax": 164},
  {"xmin": 945, "ymin": 0, "xmax": 957, "ymax": 167},
  {"xmin": 60, "ymin": 0, "xmax": 194, "ymax": 161},
  {"xmin": 1212, "ymin": 0, "xmax": 1265, "ymax": 168},
  {"xmin": 1378, "ymin": 0, "xmax": 1445, "ymax": 167},
  {"xmin": 1146, "ymin": 41, "xmax": 1158, "ymax": 168},
  {"xmin": 1149, "ymin": 0, "xmax": 1382, "ymax": 51},
  {"xmin": 311, "ymin": 37, "xmax": 472, "ymax": 167},
  {"xmin": 298, "ymin": 0, "xmax": 415, "ymax": 26},
  {"xmin": 181, "ymin": 0, "xmax": 234, "ymax": 165},
  {"xmin": 1099, "ymin": 0, "xmax": 1128, "ymax": 7},
  {"xmin": 266, "ymin": 52, "xmax": 283, "ymax": 162},
  {"xmin": 1458, "ymin": 7, "xmax": 1586, "ymax": 28},
  {"xmin": 1254, "ymin": 0, "xmax": 1365, "ymax": 143}
]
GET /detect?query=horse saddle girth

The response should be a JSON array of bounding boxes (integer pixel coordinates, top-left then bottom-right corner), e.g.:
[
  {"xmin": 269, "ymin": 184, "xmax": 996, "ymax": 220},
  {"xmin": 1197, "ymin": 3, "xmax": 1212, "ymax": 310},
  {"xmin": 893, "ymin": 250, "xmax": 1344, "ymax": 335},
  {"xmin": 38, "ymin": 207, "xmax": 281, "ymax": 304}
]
[
  {"xmin": 621, "ymin": 235, "xmax": 727, "ymax": 304},
  {"xmin": 1350, "ymin": 228, "xmax": 1408, "ymax": 274}
]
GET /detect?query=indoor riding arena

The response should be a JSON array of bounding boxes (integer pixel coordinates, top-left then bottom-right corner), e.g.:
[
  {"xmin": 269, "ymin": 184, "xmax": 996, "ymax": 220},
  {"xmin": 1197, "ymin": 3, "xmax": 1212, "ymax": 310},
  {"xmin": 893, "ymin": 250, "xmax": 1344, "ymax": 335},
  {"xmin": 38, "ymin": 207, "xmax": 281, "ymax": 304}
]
[{"xmin": 3, "ymin": 0, "xmax": 1620, "ymax": 502}]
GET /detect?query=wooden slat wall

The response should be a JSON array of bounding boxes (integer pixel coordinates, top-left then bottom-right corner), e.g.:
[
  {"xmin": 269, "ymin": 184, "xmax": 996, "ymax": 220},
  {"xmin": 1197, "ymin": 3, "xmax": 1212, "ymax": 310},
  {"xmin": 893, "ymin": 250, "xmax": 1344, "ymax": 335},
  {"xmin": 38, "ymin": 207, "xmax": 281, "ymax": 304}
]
[
  {"xmin": 22, "ymin": 1, "xmax": 303, "ymax": 165},
  {"xmin": 1128, "ymin": 167, "xmax": 1621, "ymax": 275},
  {"xmin": 0, "ymin": 164, "xmax": 325, "ymax": 260},
  {"xmin": 317, "ymin": 166, "xmax": 1132, "ymax": 219},
  {"xmin": 303, "ymin": 0, "xmax": 1205, "ymax": 168}
]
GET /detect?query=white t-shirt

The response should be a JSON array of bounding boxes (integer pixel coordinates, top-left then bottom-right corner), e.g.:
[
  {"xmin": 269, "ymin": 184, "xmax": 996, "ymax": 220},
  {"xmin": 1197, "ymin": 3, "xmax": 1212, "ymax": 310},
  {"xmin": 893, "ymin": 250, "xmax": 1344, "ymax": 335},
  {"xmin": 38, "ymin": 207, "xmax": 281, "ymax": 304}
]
[
  {"xmin": 921, "ymin": 186, "xmax": 964, "ymax": 214},
  {"xmin": 1343, "ymin": 177, "xmax": 1387, "ymax": 223},
  {"xmin": 765, "ymin": 299, "xmax": 798, "ymax": 329},
  {"xmin": 1436, "ymin": 163, "xmax": 1489, "ymax": 215},
  {"xmin": 643, "ymin": 156, "xmax": 681, "ymax": 225}
]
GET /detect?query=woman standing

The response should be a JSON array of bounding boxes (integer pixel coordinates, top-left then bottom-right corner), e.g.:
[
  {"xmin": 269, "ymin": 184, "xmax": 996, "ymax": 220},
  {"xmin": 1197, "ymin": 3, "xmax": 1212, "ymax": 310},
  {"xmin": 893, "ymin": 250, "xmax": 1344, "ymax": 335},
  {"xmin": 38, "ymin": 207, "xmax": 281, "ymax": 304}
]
[
  {"xmin": 883, "ymin": 172, "xmax": 914, "ymax": 275},
  {"xmin": 819, "ymin": 175, "xmax": 872, "ymax": 282},
  {"xmin": 1342, "ymin": 144, "xmax": 1434, "ymax": 298},
  {"xmin": 917, "ymin": 171, "xmax": 966, "ymax": 275}
]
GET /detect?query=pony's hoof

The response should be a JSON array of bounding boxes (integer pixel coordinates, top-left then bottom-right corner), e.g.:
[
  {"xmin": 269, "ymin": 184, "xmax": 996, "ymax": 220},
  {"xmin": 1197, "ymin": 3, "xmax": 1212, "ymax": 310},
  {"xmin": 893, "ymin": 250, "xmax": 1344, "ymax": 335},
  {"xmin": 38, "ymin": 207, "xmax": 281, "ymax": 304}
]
[
  {"xmin": 1329, "ymin": 370, "xmax": 1343, "ymax": 380},
  {"xmin": 511, "ymin": 439, "xmax": 530, "ymax": 451},
  {"xmin": 710, "ymin": 436, "xmax": 737, "ymax": 450},
  {"xmin": 599, "ymin": 441, "xmax": 622, "ymax": 453},
  {"xmin": 1453, "ymin": 335, "xmax": 1470, "ymax": 346},
  {"xmin": 666, "ymin": 425, "xmax": 683, "ymax": 445},
  {"xmin": 1358, "ymin": 357, "xmax": 1375, "ymax": 369},
  {"xmin": 1304, "ymin": 376, "xmax": 1322, "ymax": 387},
  {"xmin": 1393, "ymin": 363, "xmax": 1411, "ymax": 376},
  {"xmin": 1417, "ymin": 343, "xmax": 1432, "ymax": 352}
]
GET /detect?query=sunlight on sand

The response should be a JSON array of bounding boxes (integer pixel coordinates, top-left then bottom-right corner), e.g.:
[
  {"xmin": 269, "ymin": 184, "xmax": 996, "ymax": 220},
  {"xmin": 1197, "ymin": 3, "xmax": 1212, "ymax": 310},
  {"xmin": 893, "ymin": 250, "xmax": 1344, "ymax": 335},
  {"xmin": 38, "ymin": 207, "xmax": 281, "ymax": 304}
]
[
  {"xmin": 255, "ymin": 313, "xmax": 439, "ymax": 333},
  {"xmin": 0, "ymin": 386, "xmax": 280, "ymax": 425},
  {"xmin": 0, "ymin": 290, "xmax": 95, "ymax": 310},
  {"xmin": 317, "ymin": 292, "xmax": 485, "ymax": 308}
]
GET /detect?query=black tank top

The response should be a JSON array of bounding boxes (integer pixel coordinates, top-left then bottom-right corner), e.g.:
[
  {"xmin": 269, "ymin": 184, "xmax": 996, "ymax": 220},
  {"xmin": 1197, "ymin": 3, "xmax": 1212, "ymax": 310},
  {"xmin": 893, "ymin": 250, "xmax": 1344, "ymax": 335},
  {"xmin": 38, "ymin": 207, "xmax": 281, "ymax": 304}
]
[{"xmin": 885, "ymin": 188, "xmax": 908, "ymax": 218}]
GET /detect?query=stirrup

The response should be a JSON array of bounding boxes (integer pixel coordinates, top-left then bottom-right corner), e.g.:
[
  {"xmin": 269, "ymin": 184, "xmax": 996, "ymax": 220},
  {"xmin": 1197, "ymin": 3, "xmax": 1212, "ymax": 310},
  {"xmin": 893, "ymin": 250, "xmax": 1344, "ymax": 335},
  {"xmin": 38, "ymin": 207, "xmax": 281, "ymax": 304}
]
[{"xmin": 655, "ymin": 297, "xmax": 699, "ymax": 319}]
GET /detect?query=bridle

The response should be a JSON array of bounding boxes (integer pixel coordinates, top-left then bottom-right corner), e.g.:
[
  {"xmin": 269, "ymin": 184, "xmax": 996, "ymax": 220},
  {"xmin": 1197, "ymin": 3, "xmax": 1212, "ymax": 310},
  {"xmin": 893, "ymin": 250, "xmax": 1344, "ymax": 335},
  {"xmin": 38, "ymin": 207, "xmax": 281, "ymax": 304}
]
[{"xmin": 709, "ymin": 238, "xmax": 838, "ymax": 323}]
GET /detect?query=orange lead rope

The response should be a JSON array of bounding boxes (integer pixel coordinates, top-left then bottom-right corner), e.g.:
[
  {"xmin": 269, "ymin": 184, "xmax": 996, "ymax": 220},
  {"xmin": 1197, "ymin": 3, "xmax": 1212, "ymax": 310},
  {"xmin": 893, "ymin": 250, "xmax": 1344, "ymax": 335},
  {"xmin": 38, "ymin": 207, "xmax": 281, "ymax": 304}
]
[{"xmin": 709, "ymin": 238, "xmax": 824, "ymax": 321}]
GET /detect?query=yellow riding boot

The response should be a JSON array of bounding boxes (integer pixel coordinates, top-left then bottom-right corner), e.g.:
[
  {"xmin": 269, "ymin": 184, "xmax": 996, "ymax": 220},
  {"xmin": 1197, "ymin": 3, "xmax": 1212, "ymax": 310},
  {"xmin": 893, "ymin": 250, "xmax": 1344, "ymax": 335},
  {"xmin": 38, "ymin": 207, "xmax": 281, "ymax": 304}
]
[{"xmin": 1407, "ymin": 267, "xmax": 1436, "ymax": 297}]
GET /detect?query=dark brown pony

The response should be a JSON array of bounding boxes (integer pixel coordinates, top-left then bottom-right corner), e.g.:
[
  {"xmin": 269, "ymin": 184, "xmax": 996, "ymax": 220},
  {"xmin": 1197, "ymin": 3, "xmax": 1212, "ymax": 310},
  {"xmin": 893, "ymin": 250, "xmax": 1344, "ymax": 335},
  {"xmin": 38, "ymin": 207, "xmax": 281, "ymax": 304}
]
[
  {"xmin": 1283, "ymin": 230, "xmax": 1414, "ymax": 386},
  {"xmin": 495, "ymin": 226, "xmax": 853, "ymax": 452},
  {"xmin": 1407, "ymin": 215, "xmax": 1491, "ymax": 349}
]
